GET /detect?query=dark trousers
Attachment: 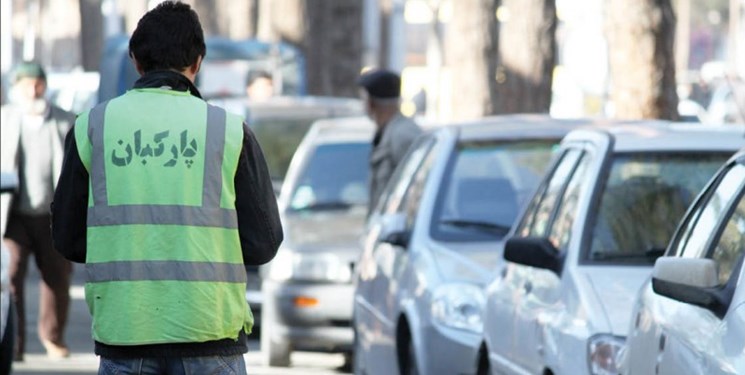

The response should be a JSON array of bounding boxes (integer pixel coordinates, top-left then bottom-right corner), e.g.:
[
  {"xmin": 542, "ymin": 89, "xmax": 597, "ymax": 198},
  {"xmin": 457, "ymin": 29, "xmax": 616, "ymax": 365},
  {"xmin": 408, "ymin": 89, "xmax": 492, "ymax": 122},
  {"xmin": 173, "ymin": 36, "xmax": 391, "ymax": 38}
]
[{"xmin": 3, "ymin": 212, "xmax": 72, "ymax": 357}]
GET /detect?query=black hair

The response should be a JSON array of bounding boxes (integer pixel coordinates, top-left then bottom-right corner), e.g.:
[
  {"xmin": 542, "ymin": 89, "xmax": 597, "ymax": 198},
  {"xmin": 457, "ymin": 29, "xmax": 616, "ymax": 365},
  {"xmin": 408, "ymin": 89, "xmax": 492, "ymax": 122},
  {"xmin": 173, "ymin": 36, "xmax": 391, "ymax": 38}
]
[
  {"xmin": 246, "ymin": 70, "xmax": 273, "ymax": 88},
  {"xmin": 129, "ymin": 1, "xmax": 206, "ymax": 73}
]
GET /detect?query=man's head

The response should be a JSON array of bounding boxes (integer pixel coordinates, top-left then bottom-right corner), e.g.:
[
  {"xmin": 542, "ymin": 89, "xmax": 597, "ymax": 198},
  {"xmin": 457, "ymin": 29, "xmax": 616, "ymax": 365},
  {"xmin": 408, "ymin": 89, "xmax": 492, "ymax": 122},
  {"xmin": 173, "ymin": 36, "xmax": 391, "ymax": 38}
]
[
  {"xmin": 246, "ymin": 70, "xmax": 274, "ymax": 101},
  {"xmin": 10, "ymin": 61, "xmax": 48, "ymax": 112},
  {"xmin": 129, "ymin": 1, "xmax": 205, "ymax": 81},
  {"xmin": 357, "ymin": 69, "xmax": 402, "ymax": 126}
]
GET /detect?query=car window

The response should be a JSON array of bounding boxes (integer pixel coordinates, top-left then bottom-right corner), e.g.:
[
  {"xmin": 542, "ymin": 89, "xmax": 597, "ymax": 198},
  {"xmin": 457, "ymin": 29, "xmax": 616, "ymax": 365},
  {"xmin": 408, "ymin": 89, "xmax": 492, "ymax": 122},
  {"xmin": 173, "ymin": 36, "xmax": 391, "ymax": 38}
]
[
  {"xmin": 548, "ymin": 152, "xmax": 592, "ymax": 251},
  {"xmin": 377, "ymin": 137, "xmax": 436, "ymax": 216},
  {"xmin": 288, "ymin": 142, "xmax": 371, "ymax": 211},
  {"xmin": 587, "ymin": 152, "xmax": 729, "ymax": 264},
  {"xmin": 710, "ymin": 193, "xmax": 745, "ymax": 284},
  {"xmin": 520, "ymin": 148, "xmax": 583, "ymax": 238},
  {"xmin": 674, "ymin": 163, "xmax": 745, "ymax": 259},
  {"xmin": 432, "ymin": 140, "xmax": 556, "ymax": 242},
  {"xmin": 398, "ymin": 145, "xmax": 439, "ymax": 231},
  {"xmin": 251, "ymin": 116, "xmax": 326, "ymax": 182}
]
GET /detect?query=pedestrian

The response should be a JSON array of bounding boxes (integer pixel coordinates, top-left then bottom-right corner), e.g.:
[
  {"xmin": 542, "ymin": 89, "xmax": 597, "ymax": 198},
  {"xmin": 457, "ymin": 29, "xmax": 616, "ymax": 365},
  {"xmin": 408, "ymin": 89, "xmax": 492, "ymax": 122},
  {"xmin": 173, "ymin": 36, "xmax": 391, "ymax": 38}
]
[
  {"xmin": 357, "ymin": 69, "xmax": 423, "ymax": 215},
  {"xmin": 245, "ymin": 70, "xmax": 275, "ymax": 101},
  {"xmin": 51, "ymin": 2, "xmax": 282, "ymax": 374},
  {"xmin": 1, "ymin": 60, "xmax": 76, "ymax": 361}
]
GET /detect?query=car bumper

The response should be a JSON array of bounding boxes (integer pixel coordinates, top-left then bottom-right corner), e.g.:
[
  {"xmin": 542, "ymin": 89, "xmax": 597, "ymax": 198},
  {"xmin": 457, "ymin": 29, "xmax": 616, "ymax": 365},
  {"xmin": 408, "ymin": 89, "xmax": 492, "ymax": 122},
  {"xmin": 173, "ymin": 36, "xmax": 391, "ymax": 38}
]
[
  {"xmin": 263, "ymin": 280, "xmax": 354, "ymax": 352},
  {"xmin": 420, "ymin": 323, "xmax": 480, "ymax": 375}
]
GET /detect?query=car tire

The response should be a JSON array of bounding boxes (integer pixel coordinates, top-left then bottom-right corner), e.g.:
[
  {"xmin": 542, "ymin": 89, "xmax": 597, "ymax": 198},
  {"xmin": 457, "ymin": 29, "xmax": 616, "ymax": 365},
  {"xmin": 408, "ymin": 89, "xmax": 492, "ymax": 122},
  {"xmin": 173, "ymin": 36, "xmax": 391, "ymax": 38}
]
[
  {"xmin": 0, "ymin": 302, "xmax": 15, "ymax": 375},
  {"xmin": 397, "ymin": 329, "xmax": 419, "ymax": 375},
  {"xmin": 352, "ymin": 329, "xmax": 365, "ymax": 375},
  {"xmin": 259, "ymin": 311, "xmax": 290, "ymax": 367},
  {"xmin": 476, "ymin": 346, "xmax": 490, "ymax": 375}
]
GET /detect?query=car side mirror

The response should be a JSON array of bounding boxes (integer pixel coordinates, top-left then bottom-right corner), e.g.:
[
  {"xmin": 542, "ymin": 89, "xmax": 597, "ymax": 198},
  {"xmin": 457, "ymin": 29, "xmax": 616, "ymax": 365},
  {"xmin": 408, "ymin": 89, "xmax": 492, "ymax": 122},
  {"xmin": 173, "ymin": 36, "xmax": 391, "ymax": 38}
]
[
  {"xmin": 379, "ymin": 213, "xmax": 410, "ymax": 249},
  {"xmin": 503, "ymin": 236, "xmax": 563, "ymax": 276},
  {"xmin": 651, "ymin": 257, "xmax": 731, "ymax": 318}
]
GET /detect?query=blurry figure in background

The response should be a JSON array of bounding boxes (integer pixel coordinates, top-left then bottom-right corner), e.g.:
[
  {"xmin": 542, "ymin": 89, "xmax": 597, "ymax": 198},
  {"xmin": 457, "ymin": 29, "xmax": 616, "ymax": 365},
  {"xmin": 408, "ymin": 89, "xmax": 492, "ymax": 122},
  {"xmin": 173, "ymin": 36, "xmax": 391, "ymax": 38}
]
[
  {"xmin": 52, "ymin": 2, "xmax": 281, "ymax": 374},
  {"xmin": 357, "ymin": 69, "xmax": 422, "ymax": 215},
  {"xmin": 0, "ymin": 61, "xmax": 76, "ymax": 361},
  {"xmin": 245, "ymin": 70, "xmax": 274, "ymax": 101}
]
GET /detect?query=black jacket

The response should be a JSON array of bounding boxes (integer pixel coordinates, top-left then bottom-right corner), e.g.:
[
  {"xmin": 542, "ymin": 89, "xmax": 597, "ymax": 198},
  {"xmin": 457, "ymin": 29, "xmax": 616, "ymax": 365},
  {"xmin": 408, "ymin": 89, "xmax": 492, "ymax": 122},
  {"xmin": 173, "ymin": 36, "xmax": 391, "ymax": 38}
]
[{"xmin": 51, "ymin": 70, "xmax": 283, "ymax": 358}]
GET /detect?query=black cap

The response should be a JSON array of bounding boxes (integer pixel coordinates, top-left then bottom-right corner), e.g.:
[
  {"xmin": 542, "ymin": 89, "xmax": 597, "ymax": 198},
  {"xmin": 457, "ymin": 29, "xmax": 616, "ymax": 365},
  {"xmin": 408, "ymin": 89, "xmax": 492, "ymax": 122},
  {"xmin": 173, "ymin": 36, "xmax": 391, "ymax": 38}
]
[{"xmin": 357, "ymin": 69, "xmax": 401, "ymax": 99}]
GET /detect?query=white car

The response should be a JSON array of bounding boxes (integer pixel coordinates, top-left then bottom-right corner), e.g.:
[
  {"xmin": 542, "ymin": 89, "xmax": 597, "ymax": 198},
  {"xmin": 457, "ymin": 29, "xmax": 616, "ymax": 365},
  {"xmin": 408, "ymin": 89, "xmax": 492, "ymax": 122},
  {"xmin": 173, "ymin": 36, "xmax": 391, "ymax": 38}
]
[
  {"xmin": 478, "ymin": 124, "xmax": 743, "ymax": 375},
  {"xmin": 353, "ymin": 115, "xmax": 588, "ymax": 375},
  {"xmin": 260, "ymin": 117, "xmax": 374, "ymax": 367},
  {"xmin": 621, "ymin": 149, "xmax": 745, "ymax": 375}
]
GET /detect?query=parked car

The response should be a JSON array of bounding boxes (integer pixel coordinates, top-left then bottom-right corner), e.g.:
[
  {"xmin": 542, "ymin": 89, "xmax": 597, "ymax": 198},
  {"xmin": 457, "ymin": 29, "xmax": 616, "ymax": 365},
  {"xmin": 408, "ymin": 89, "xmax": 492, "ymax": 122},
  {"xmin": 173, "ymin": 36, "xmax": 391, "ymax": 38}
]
[
  {"xmin": 352, "ymin": 115, "xmax": 590, "ymax": 375},
  {"xmin": 260, "ymin": 117, "xmax": 374, "ymax": 367},
  {"xmin": 1, "ymin": 172, "xmax": 19, "ymax": 374},
  {"xmin": 478, "ymin": 124, "xmax": 743, "ymax": 375},
  {"xmin": 210, "ymin": 95, "xmax": 364, "ymax": 190},
  {"xmin": 621, "ymin": 149, "xmax": 745, "ymax": 375}
]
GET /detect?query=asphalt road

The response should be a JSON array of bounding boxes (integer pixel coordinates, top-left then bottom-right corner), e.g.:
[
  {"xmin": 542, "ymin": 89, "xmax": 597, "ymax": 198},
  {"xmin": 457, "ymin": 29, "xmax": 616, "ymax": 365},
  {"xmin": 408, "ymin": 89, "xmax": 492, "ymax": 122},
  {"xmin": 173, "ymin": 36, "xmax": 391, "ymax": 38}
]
[{"xmin": 10, "ymin": 263, "xmax": 351, "ymax": 375}]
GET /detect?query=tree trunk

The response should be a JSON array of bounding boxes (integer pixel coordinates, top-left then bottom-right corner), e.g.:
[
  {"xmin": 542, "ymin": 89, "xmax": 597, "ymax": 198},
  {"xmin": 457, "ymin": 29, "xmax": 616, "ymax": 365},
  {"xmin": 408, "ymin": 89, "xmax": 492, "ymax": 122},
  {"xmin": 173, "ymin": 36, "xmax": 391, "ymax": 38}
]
[
  {"xmin": 259, "ymin": 0, "xmax": 363, "ymax": 97},
  {"xmin": 606, "ymin": 0, "xmax": 679, "ymax": 120},
  {"xmin": 494, "ymin": 0, "xmax": 557, "ymax": 114},
  {"xmin": 79, "ymin": 0, "xmax": 104, "ymax": 71},
  {"xmin": 447, "ymin": 0, "xmax": 500, "ymax": 120}
]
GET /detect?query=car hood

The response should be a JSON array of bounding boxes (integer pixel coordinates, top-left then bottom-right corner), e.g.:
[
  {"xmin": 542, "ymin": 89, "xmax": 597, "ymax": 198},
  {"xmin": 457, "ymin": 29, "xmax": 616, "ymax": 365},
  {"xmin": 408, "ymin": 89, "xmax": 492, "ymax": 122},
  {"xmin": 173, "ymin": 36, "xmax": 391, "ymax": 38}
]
[
  {"xmin": 282, "ymin": 207, "xmax": 367, "ymax": 256},
  {"xmin": 429, "ymin": 241, "xmax": 503, "ymax": 285},
  {"xmin": 580, "ymin": 266, "xmax": 653, "ymax": 335}
]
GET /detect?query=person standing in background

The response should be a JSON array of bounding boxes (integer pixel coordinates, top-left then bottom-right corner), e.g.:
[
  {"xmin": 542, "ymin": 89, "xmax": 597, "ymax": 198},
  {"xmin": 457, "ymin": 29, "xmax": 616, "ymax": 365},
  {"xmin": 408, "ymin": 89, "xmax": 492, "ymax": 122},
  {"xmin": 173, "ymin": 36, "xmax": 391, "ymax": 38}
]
[
  {"xmin": 357, "ymin": 69, "xmax": 423, "ymax": 215},
  {"xmin": 1, "ymin": 61, "xmax": 76, "ymax": 361}
]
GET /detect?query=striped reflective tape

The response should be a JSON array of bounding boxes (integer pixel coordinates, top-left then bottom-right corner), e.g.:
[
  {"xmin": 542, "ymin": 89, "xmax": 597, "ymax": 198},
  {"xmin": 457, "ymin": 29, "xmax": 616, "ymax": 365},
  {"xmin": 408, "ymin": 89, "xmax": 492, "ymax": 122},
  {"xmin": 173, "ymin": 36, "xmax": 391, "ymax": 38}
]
[
  {"xmin": 86, "ymin": 260, "xmax": 247, "ymax": 283},
  {"xmin": 87, "ymin": 204, "xmax": 238, "ymax": 228}
]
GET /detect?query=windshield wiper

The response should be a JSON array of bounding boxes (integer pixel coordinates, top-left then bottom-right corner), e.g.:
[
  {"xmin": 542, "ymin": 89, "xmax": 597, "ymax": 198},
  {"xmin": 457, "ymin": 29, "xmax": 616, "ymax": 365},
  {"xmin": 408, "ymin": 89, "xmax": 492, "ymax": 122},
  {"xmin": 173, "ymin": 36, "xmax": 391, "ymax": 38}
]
[
  {"xmin": 439, "ymin": 219, "xmax": 511, "ymax": 235},
  {"xmin": 590, "ymin": 247, "xmax": 666, "ymax": 261},
  {"xmin": 292, "ymin": 201, "xmax": 354, "ymax": 211}
]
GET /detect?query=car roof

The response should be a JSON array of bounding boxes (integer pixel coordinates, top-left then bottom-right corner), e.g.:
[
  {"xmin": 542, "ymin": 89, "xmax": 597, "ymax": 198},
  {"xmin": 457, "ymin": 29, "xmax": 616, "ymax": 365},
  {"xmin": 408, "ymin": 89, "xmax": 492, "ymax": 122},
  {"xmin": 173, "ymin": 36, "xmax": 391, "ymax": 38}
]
[
  {"xmin": 564, "ymin": 122, "xmax": 745, "ymax": 152},
  {"xmin": 305, "ymin": 116, "xmax": 375, "ymax": 144},
  {"xmin": 445, "ymin": 114, "xmax": 595, "ymax": 142},
  {"xmin": 210, "ymin": 95, "xmax": 364, "ymax": 118}
]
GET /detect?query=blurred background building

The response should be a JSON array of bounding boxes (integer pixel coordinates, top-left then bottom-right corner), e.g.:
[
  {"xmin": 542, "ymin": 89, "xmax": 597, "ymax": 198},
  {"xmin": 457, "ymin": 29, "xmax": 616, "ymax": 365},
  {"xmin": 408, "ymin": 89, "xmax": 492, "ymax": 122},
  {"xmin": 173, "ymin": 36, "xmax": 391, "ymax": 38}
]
[{"xmin": 1, "ymin": 0, "xmax": 743, "ymax": 123}]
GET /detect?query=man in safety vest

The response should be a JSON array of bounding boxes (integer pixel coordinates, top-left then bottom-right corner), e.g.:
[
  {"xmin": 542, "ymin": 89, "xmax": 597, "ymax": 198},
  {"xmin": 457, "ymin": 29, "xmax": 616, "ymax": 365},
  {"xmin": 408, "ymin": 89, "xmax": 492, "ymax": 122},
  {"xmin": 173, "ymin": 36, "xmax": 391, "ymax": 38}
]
[{"xmin": 51, "ymin": 2, "xmax": 282, "ymax": 374}]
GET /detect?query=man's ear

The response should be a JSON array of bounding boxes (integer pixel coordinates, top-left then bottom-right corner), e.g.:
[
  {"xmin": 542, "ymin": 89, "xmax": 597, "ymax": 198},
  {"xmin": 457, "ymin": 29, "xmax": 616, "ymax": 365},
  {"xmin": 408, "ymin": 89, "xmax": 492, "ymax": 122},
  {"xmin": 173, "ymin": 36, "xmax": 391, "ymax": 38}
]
[
  {"xmin": 130, "ymin": 53, "xmax": 145, "ymax": 76},
  {"xmin": 189, "ymin": 55, "xmax": 203, "ymax": 75}
]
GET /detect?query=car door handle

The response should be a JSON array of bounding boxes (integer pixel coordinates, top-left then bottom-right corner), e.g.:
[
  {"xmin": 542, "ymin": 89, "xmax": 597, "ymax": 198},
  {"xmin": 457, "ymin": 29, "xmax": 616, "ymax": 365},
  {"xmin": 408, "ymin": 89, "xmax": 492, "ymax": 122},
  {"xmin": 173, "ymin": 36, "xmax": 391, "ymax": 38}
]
[{"xmin": 523, "ymin": 281, "xmax": 533, "ymax": 294}]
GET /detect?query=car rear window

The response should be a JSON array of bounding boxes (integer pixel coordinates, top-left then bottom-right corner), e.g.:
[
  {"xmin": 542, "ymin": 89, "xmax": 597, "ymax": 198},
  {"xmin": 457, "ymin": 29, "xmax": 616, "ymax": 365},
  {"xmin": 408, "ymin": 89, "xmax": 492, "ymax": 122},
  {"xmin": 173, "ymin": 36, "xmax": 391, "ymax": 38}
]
[
  {"xmin": 288, "ymin": 142, "xmax": 371, "ymax": 212},
  {"xmin": 430, "ymin": 140, "xmax": 556, "ymax": 242},
  {"xmin": 586, "ymin": 152, "xmax": 731, "ymax": 264}
]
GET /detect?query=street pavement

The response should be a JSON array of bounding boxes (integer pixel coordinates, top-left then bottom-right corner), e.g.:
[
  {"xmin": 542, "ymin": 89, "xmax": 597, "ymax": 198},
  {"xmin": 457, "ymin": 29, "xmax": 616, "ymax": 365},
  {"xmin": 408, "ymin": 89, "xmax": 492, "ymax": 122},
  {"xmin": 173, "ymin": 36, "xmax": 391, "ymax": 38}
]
[{"xmin": 11, "ymin": 263, "xmax": 351, "ymax": 375}]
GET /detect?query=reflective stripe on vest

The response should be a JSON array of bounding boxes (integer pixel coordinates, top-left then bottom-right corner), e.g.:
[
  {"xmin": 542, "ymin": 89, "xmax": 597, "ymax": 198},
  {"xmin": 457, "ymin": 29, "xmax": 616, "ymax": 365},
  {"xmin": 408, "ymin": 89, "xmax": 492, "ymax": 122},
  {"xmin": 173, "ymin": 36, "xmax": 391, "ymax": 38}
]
[
  {"xmin": 86, "ymin": 102, "xmax": 236, "ymax": 228},
  {"xmin": 86, "ymin": 260, "xmax": 247, "ymax": 283}
]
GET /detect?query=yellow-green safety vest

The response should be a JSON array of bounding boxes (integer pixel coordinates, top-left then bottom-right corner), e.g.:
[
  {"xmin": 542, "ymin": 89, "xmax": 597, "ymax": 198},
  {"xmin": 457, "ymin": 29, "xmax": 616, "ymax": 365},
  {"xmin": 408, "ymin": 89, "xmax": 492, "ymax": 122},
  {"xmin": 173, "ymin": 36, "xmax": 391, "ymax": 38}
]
[{"xmin": 74, "ymin": 87, "xmax": 252, "ymax": 345}]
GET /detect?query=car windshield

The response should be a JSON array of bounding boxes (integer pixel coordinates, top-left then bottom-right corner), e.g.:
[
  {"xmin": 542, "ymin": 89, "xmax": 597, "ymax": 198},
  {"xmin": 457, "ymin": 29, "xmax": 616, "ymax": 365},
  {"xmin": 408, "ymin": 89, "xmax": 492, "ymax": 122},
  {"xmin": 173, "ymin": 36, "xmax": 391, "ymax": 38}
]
[
  {"xmin": 250, "ymin": 116, "xmax": 328, "ymax": 182},
  {"xmin": 431, "ymin": 140, "xmax": 556, "ymax": 242},
  {"xmin": 288, "ymin": 142, "xmax": 371, "ymax": 212},
  {"xmin": 586, "ymin": 152, "xmax": 731, "ymax": 264}
]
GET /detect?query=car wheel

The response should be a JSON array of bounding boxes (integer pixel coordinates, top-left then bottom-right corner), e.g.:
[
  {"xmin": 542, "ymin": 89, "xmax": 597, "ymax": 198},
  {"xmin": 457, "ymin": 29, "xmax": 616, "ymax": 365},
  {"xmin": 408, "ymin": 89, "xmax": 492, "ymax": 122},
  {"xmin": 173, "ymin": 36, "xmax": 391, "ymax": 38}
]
[
  {"xmin": 259, "ymin": 308, "xmax": 290, "ymax": 367},
  {"xmin": 352, "ymin": 329, "xmax": 365, "ymax": 375},
  {"xmin": 0, "ymin": 302, "xmax": 15, "ymax": 375},
  {"xmin": 396, "ymin": 331, "xmax": 419, "ymax": 375},
  {"xmin": 476, "ymin": 346, "xmax": 489, "ymax": 375}
]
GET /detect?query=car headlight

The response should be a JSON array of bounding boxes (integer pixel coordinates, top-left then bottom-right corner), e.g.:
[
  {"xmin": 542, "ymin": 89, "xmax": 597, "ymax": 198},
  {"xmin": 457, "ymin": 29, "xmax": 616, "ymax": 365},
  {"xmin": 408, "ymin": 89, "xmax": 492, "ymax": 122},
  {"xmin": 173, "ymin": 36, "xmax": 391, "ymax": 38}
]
[
  {"xmin": 431, "ymin": 283, "xmax": 485, "ymax": 333},
  {"xmin": 587, "ymin": 334, "xmax": 626, "ymax": 375},
  {"xmin": 265, "ymin": 249, "xmax": 352, "ymax": 283}
]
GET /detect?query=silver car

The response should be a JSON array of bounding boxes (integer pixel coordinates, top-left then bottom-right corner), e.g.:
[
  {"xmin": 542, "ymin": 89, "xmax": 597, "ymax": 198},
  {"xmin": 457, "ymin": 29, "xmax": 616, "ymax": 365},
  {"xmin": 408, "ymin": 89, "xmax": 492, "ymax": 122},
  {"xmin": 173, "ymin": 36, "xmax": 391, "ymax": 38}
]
[
  {"xmin": 260, "ymin": 117, "xmax": 374, "ymax": 367},
  {"xmin": 622, "ymin": 149, "xmax": 745, "ymax": 375},
  {"xmin": 208, "ymin": 96, "xmax": 364, "ymax": 326},
  {"xmin": 352, "ymin": 115, "xmax": 588, "ymax": 375},
  {"xmin": 479, "ymin": 124, "xmax": 742, "ymax": 375}
]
